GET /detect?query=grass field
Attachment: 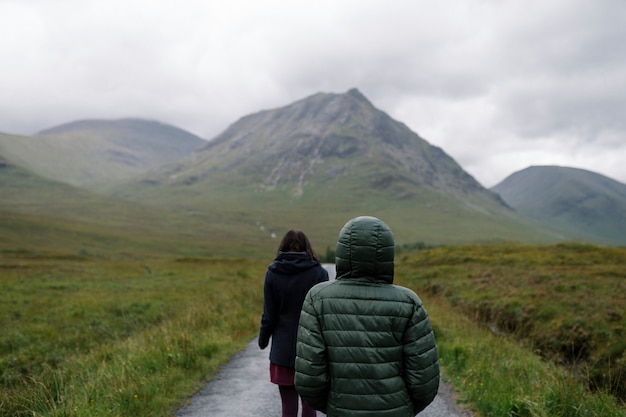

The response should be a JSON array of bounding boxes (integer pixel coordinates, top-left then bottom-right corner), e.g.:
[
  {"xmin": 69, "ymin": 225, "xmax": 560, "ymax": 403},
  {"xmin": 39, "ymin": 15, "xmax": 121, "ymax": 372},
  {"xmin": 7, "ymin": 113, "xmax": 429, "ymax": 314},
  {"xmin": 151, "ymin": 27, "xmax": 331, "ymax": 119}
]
[
  {"xmin": 396, "ymin": 243, "xmax": 626, "ymax": 415},
  {"xmin": 0, "ymin": 252, "xmax": 267, "ymax": 416},
  {"xmin": 1, "ymin": 244, "xmax": 624, "ymax": 416}
]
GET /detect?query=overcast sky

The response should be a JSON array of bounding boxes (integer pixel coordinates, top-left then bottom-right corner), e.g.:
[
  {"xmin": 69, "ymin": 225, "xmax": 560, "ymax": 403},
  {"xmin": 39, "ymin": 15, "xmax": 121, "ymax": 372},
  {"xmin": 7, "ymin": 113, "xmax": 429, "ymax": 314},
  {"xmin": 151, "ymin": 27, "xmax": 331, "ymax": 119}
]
[{"xmin": 1, "ymin": 0, "xmax": 625, "ymax": 187}]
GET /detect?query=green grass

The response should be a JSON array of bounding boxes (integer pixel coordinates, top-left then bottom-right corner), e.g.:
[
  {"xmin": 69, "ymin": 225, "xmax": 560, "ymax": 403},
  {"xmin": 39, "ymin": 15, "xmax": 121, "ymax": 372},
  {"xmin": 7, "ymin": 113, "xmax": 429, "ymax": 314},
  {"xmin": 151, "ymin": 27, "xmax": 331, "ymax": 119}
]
[
  {"xmin": 396, "ymin": 243, "xmax": 626, "ymax": 414},
  {"xmin": 0, "ymin": 253, "xmax": 267, "ymax": 416},
  {"xmin": 2, "ymin": 244, "xmax": 624, "ymax": 416},
  {"xmin": 416, "ymin": 295, "xmax": 623, "ymax": 416},
  {"xmin": 109, "ymin": 172, "xmax": 564, "ymax": 255}
]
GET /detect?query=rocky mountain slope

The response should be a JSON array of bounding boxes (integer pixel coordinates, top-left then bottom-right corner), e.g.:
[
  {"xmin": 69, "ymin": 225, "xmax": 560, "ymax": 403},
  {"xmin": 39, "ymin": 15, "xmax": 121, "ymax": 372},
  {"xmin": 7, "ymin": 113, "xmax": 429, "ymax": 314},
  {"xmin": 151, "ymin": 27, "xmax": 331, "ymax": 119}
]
[
  {"xmin": 139, "ymin": 89, "xmax": 505, "ymax": 206},
  {"xmin": 107, "ymin": 89, "xmax": 557, "ymax": 248}
]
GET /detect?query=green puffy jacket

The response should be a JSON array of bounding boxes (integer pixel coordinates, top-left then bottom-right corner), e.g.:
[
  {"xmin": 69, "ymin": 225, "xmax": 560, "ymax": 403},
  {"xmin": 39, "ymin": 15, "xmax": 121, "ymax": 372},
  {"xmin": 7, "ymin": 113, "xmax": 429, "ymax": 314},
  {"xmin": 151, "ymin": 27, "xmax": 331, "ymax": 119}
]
[{"xmin": 295, "ymin": 216, "xmax": 439, "ymax": 416}]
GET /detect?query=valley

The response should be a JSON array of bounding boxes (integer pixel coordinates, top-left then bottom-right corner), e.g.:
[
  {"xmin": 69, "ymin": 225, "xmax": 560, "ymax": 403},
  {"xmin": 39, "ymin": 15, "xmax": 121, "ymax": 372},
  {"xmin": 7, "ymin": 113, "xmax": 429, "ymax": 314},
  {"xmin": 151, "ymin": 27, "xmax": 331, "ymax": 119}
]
[{"xmin": 1, "ymin": 89, "xmax": 624, "ymax": 416}]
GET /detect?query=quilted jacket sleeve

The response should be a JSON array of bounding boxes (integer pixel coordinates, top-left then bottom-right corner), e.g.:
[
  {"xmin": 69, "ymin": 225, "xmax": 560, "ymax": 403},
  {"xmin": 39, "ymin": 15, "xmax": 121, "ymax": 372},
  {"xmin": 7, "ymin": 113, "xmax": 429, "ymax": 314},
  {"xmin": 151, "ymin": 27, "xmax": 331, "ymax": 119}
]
[
  {"xmin": 294, "ymin": 290, "xmax": 329, "ymax": 413},
  {"xmin": 403, "ymin": 300, "xmax": 440, "ymax": 413}
]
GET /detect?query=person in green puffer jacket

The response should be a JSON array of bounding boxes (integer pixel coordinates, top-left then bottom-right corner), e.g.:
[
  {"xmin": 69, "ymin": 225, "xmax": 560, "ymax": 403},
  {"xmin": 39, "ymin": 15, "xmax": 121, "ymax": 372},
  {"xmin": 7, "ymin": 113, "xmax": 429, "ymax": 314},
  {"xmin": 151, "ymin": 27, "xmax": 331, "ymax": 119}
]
[{"xmin": 295, "ymin": 216, "xmax": 439, "ymax": 416}]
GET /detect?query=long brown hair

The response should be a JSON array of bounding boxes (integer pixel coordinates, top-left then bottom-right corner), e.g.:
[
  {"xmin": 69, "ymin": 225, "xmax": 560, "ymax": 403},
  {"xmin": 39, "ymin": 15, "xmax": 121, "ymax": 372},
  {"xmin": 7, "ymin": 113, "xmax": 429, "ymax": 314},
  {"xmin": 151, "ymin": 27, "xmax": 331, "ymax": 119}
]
[{"xmin": 277, "ymin": 229, "xmax": 320, "ymax": 263}]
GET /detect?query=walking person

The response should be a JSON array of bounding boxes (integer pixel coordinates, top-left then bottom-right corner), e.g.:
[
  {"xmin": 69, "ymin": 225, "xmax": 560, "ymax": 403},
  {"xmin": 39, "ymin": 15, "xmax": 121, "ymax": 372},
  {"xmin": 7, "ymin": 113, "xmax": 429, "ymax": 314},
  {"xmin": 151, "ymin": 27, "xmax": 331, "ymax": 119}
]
[
  {"xmin": 259, "ymin": 229, "xmax": 329, "ymax": 417},
  {"xmin": 295, "ymin": 216, "xmax": 440, "ymax": 416}
]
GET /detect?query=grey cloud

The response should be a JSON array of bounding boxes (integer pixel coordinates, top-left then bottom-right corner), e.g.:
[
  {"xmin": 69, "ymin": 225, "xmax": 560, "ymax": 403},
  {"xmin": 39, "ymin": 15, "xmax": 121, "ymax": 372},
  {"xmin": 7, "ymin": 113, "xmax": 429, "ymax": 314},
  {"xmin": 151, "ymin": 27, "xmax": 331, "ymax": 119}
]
[{"xmin": 0, "ymin": 0, "xmax": 625, "ymax": 186}]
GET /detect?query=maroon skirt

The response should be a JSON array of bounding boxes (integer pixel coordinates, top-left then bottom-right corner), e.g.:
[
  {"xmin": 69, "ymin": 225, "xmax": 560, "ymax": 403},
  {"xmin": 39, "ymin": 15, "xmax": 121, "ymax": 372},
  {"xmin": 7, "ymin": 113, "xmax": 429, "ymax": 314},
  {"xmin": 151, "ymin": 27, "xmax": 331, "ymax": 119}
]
[{"xmin": 270, "ymin": 362, "xmax": 295, "ymax": 386}]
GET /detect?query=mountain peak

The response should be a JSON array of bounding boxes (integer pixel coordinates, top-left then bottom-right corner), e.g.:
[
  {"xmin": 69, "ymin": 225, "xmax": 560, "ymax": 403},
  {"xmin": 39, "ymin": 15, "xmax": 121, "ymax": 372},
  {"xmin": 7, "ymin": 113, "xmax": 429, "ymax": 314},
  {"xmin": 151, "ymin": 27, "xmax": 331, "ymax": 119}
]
[
  {"xmin": 345, "ymin": 87, "xmax": 368, "ymax": 101},
  {"xmin": 152, "ymin": 89, "xmax": 504, "ymax": 210}
]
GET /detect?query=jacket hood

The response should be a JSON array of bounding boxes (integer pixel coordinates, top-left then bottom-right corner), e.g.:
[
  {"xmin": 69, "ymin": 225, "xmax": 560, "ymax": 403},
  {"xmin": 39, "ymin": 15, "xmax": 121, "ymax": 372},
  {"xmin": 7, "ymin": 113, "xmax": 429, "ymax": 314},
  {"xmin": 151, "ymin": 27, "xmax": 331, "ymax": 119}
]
[
  {"xmin": 335, "ymin": 216, "xmax": 394, "ymax": 283},
  {"xmin": 269, "ymin": 251, "xmax": 319, "ymax": 275}
]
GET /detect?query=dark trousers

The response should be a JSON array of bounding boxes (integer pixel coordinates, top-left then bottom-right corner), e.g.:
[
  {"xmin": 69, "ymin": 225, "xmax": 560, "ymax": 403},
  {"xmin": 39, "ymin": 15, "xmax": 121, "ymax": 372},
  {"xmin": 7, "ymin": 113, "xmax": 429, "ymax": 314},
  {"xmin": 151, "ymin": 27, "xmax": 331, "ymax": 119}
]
[{"xmin": 278, "ymin": 385, "xmax": 316, "ymax": 417}]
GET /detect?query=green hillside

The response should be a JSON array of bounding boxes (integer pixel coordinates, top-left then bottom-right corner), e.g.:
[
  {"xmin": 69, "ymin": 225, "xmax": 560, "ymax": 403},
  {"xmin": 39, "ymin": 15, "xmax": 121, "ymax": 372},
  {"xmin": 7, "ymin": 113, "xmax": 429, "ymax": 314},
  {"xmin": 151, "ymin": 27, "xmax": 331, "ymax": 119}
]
[
  {"xmin": 0, "ymin": 119, "xmax": 205, "ymax": 188},
  {"xmin": 0, "ymin": 153, "xmax": 252, "ymax": 258},
  {"xmin": 492, "ymin": 166, "xmax": 626, "ymax": 245}
]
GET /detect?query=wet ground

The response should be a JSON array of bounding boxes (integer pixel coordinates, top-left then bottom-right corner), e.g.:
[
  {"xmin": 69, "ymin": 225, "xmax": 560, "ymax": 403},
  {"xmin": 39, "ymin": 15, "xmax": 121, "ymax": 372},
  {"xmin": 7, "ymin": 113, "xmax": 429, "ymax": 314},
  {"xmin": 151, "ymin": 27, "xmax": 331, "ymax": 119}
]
[
  {"xmin": 175, "ymin": 337, "xmax": 471, "ymax": 417},
  {"xmin": 176, "ymin": 265, "xmax": 472, "ymax": 417}
]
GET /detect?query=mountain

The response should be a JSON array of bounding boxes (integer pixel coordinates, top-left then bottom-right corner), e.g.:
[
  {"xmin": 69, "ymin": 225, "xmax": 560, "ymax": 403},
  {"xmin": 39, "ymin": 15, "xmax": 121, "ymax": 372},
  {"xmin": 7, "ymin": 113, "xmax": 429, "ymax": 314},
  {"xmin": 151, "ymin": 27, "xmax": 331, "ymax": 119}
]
[
  {"xmin": 142, "ymin": 89, "xmax": 504, "ymax": 201},
  {"xmin": 2, "ymin": 90, "xmax": 586, "ymax": 254},
  {"xmin": 0, "ymin": 119, "xmax": 205, "ymax": 188},
  {"xmin": 492, "ymin": 166, "xmax": 626, "ymax": 245},
  {"xmin": 108, "ymin": 89, "xmax": 563, "ymax": 248}
]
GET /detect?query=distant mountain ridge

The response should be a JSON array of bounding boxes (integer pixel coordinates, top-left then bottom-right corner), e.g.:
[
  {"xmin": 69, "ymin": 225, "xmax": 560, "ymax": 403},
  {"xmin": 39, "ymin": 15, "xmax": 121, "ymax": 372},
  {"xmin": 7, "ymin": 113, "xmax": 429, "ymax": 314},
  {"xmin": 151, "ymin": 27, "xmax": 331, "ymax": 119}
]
[
  {"xmin": 104, "ymin": 89, "xmax": 556, "ymax": 247},
  {"xmin": 3, "ymin": 89, "xmax": 622, "ymax": 252},
  {"xmin": 0, "ymin": 118, "xmax": 205, "ymax": 187},
  {"xmin": 492, "ymin": 166, "xmax": 626, "ymax": 245}
]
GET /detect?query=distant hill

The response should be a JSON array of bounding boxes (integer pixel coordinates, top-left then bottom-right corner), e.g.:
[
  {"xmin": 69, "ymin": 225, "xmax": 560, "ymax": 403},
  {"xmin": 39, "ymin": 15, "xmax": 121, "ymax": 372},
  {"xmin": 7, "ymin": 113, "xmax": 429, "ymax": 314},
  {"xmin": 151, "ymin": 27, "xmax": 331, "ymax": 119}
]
[
  {"xmin": 0, "ymin": 149, "xmax": 242, "ymax": 257},
  {"xmin": 492, "ymin": 166, "xmax": 626, "ymax": 245},
  {"xmin": 0, "ymin": 119, "xmax": 205, "ymax": 188},
  {"xmin": 108, "ymin": 89, "xmax": 563, "ymax": 248}
]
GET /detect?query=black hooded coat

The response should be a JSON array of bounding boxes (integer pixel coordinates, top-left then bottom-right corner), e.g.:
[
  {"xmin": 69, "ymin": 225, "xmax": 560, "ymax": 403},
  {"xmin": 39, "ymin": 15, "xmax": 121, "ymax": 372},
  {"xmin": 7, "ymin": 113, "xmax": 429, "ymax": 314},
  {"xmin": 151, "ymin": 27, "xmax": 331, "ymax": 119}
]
[{"xmin": 259, "ymin": 251, "xmax": 329, "ymax": 368}]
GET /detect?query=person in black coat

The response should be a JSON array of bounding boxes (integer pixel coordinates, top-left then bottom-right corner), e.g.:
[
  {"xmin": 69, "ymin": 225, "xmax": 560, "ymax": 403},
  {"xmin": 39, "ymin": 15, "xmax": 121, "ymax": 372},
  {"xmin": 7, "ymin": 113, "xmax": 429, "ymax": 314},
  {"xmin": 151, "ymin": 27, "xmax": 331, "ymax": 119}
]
[{"xmin": 259, "ymin": 229, "xmax": 329, "ymax": 417}]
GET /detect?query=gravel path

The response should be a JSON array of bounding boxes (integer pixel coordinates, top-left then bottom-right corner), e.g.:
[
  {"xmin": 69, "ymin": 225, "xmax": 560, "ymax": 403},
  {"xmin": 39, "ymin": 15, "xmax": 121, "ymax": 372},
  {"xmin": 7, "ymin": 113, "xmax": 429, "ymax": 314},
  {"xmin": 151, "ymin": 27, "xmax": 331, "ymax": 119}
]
[
  {"xmin": 176, "ymin": 336, "xmax": 471, "ymax": 417},
  {"xmin": 176, "ymin": 265, "xmax": 472, "ymax": 417}
]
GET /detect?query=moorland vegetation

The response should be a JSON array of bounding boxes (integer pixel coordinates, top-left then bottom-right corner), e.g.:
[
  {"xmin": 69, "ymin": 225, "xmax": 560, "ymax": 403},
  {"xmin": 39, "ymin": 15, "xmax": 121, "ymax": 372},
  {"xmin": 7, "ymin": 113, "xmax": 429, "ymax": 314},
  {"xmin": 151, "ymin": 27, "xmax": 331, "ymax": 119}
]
[
  {"xmin": 396, "ymin": 243, "xmax": 625, "ymax": 415},
  {"xmin": 1, "ymin": 243, "xmax": 624, "ymax": 417}
]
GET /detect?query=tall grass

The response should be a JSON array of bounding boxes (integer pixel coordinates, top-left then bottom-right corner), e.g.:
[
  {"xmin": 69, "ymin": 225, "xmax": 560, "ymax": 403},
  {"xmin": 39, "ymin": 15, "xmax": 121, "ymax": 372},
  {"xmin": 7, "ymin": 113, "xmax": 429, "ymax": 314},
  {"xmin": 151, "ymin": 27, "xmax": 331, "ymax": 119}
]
[
  {"xmin": 413, "ymin": 294, "xmax": 623, "ymax": 417},
  {"xmin": 0, "ymin": 254, "xmax": 267, "ymax": 416},
  {"xmin": 2, "ymin": 244, "xmax": 624, "ymax": 417},
  {"xmin": 396, "ymin": 242, "xmax": 626, "ymax": 416}
]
